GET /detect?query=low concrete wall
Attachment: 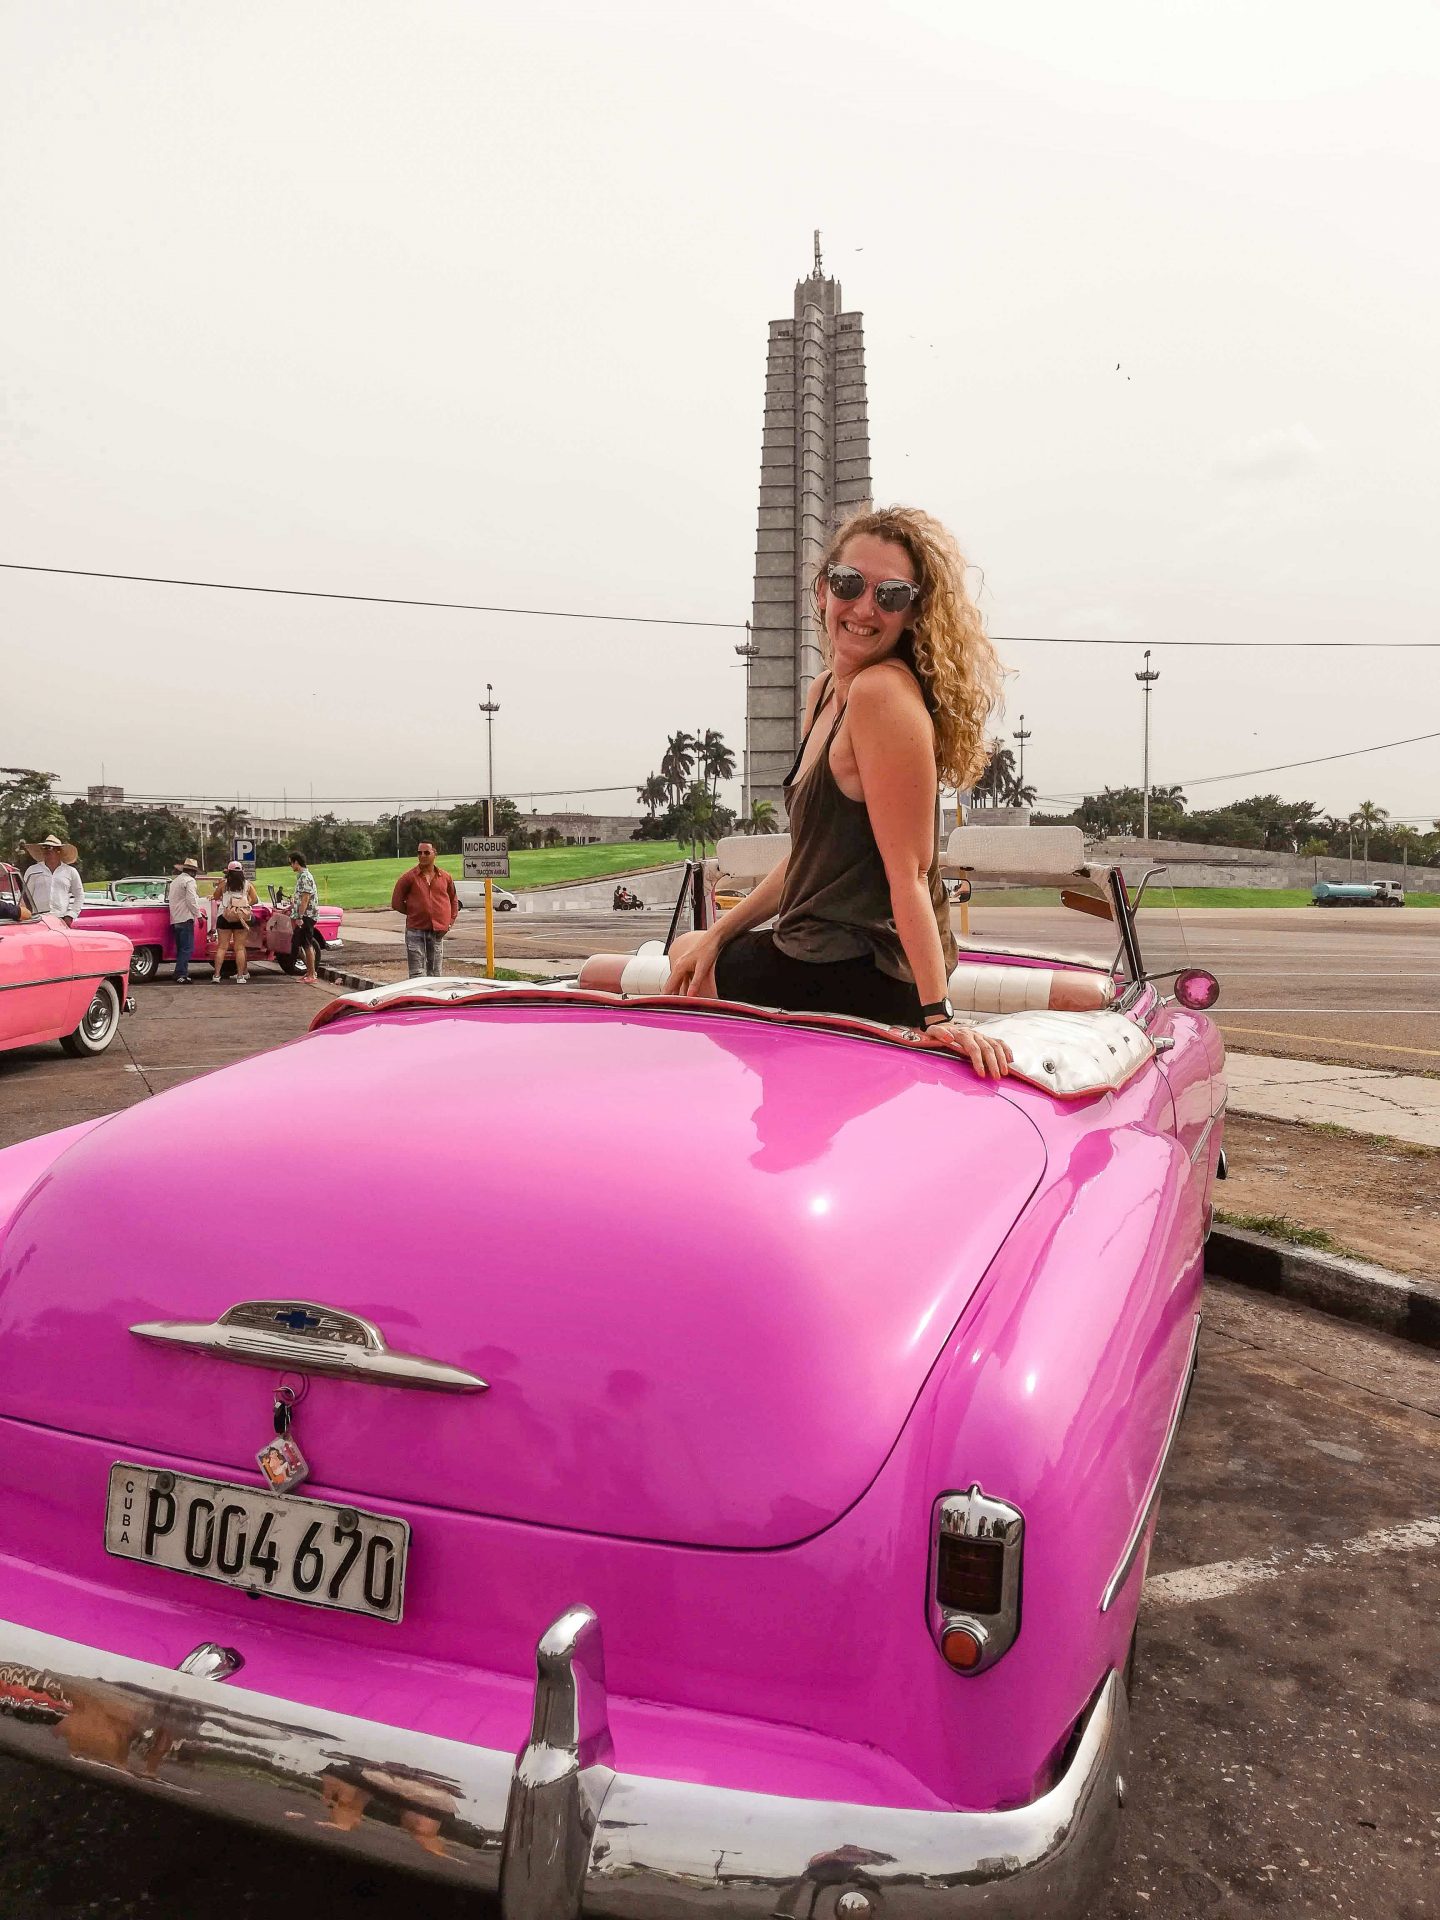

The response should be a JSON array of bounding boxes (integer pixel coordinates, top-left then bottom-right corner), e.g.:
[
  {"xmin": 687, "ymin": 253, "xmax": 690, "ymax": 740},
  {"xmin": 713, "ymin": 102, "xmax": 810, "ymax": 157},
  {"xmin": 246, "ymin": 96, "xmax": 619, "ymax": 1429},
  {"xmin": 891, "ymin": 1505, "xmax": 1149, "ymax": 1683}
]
[
  {"xmin": 457, "ymin": 865, "xmax": 688, "ymax": 915},
  {"xmin": 1091, "ymin": 838, "xmax": 1440, "ymax": 896}
]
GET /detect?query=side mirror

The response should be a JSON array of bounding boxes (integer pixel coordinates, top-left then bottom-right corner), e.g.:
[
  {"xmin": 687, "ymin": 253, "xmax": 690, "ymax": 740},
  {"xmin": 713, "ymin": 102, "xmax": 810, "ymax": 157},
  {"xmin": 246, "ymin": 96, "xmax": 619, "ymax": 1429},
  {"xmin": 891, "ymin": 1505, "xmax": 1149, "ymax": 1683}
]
[{"xmin": 1174, "ymin": 968, "xmax": 1220, "ymax": 1011}]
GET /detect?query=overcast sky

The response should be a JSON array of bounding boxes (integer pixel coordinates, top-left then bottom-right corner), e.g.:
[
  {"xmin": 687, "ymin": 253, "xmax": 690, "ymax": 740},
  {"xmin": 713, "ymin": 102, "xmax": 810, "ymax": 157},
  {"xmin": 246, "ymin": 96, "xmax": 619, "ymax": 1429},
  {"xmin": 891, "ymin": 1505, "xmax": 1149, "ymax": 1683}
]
[{"xmin": 4, "ymin": 0, "xmax": 1438, "ymax": 825}]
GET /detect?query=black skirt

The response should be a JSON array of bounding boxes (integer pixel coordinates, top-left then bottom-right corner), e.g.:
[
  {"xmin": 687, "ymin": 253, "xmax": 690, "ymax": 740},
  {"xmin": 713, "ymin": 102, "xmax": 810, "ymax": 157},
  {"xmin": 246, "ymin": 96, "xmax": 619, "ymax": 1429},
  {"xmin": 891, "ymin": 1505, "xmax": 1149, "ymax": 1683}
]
[{"xmin": 714, "ymin": 929, "xmax": 922, "ymax": 1026}]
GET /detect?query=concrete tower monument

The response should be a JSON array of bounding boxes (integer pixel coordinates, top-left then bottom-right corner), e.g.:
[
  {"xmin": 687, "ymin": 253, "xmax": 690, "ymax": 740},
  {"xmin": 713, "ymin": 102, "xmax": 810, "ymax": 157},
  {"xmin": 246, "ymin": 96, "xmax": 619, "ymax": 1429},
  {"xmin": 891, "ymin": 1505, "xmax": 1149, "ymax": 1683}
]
[{"xmin": 744, "ymin": 235, "xmax": 873, "ymax": 810}]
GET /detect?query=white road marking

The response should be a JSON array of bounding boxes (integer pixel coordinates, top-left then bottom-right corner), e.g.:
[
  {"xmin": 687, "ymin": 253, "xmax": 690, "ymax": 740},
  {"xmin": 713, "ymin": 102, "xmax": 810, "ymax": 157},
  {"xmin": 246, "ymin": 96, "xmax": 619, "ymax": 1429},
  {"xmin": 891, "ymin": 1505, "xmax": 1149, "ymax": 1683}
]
[{"xmin": 1144, "ymin": 1516, "xmax": 1440, "ymax": 1609}]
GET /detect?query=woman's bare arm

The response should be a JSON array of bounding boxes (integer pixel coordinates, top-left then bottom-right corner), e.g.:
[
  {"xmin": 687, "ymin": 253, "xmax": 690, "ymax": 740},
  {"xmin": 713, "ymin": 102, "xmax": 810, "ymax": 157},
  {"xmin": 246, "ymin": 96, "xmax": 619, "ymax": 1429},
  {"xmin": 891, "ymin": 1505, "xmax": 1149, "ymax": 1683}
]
[{"xmin": 848, "ymin": 668, "xmax": 1010, "ymax": 1076}]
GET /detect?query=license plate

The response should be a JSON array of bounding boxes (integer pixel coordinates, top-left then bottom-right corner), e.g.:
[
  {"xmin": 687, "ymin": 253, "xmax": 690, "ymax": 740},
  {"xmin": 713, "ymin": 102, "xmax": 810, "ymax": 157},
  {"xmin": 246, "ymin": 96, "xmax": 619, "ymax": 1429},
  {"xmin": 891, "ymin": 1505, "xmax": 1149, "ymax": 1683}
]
[{"xmin": 104, "ymin": 1464, "xmax": 409, "ymax": 1622}]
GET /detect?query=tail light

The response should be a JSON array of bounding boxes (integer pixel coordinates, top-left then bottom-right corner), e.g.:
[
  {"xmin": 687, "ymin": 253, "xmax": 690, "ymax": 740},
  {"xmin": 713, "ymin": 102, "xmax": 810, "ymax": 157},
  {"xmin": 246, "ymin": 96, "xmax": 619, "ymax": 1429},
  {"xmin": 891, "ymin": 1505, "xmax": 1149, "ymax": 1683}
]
[{"xmin": 928, "ymin": 1486, "xmax": 1024, "ymax": 1675}]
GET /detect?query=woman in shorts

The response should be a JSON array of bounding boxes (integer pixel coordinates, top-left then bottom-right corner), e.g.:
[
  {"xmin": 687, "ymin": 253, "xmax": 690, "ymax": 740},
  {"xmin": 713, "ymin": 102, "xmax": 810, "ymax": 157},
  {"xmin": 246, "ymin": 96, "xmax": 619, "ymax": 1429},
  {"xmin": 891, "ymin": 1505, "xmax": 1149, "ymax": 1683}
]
[{"xmin": 211, "ymin": 860, "xmax": 258, "ymax": 983}]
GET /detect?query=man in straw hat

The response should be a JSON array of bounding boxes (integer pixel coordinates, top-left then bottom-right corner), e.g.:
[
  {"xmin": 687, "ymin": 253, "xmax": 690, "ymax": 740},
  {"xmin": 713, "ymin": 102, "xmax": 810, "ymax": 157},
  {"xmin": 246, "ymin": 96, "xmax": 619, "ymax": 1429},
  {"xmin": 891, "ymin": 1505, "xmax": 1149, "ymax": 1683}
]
[
  {"xmin": 23, "ymin": 833, "xmax": 84, "ymax": 924},
  {"xmin": 167, "ymin": 856, "xmax": 203, "ymax": 983}
]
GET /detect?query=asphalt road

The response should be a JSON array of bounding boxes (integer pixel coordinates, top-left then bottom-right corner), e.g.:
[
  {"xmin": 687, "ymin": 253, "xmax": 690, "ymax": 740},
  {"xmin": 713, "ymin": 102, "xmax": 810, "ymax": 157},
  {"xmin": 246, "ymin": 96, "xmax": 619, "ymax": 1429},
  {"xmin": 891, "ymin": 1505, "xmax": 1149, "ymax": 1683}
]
[
  {"xmin": 346, "ymin": 902, "xmax": 1440, "ymax": 1074},
  {"xmin": 1, "ymin": 986, "xmax": 1436, "ymax": 1918}
]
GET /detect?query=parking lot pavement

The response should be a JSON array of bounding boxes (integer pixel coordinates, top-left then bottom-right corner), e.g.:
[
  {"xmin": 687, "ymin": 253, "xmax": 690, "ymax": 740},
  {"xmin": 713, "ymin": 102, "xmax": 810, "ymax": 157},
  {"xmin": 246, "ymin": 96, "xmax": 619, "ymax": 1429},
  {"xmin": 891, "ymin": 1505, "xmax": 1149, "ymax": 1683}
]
[
  {"xmin": 0, "ymin": 972, "xmax": 322, "ymax": 1150},
  {"xmin": 0, "ymin": 1279, "xmax": 1433, "ymax": 1918}
]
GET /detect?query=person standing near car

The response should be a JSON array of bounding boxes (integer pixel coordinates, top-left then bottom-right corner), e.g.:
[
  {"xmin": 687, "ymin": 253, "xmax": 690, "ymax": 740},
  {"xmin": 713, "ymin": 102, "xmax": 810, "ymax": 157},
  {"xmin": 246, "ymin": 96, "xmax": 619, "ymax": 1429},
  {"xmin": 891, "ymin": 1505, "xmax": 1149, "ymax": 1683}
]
[
  {"xmin": 167, "ymin": 857, "xmax": 202, "ymax": 983},
  {"xmin": 23, "ymin": 834, "xmax": 84, "ymax": 923},
  {"xmin": 288, "ymin": 849, "xmax": 321, "ymax": 985},
  {"xmin": 391, "ymin": 842, "xmax": 458, "ymax": 977},
  {"xmin": 210, "ymin": 860, "xmax": 258, "ymax": 983}
]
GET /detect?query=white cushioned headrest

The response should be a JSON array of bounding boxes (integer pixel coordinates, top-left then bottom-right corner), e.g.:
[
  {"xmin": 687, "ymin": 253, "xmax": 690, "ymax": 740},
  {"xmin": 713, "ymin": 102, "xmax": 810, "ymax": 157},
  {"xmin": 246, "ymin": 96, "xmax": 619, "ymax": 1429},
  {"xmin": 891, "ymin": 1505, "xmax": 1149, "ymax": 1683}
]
[
  {"xmin": 944, "ymin": 824, "xmax": 1088, "ymax": 879},
  {"xmin": 714, "ymin": 833, "xmax": 792, "ymax": 882}
]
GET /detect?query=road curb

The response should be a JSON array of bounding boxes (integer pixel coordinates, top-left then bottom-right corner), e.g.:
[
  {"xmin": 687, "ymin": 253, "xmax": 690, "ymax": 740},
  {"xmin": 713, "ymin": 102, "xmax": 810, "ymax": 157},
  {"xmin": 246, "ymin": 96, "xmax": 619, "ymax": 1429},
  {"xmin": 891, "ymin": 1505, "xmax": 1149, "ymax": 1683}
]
[
  {"xmin": 1207, "ymin": 1225, "xmax": 1440, "ymax": 1349},
  {"xmin": 317, "ymin": 961, "xmax": 381, "ymax": 993}
]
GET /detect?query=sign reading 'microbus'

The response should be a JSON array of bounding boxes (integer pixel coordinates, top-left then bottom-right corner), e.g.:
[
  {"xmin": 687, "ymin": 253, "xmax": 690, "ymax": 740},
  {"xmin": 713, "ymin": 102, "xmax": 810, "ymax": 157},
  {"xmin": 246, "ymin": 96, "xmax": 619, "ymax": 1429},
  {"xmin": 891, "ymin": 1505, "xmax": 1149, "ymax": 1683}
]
[{"xmin": 462, "ymin": 836, "xmax": 510, "ymax": 880}]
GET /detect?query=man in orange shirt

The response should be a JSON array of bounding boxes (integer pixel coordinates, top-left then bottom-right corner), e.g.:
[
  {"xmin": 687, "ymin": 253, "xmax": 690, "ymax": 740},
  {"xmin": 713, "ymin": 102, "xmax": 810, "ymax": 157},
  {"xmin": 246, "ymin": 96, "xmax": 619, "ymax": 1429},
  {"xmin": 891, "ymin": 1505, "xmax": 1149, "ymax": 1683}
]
[{"xmin": 390, "ymin": 842, "xmax": 460, "ymax": 978}]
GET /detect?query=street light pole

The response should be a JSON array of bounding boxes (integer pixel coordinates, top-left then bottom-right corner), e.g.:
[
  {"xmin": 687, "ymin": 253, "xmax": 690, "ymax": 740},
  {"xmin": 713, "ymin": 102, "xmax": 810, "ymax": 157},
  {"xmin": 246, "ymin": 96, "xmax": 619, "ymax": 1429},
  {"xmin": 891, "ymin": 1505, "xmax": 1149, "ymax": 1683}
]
[
  {"xmin": 1012, "ymin": 714, "xmax": 1031, "ymax": 790},
  {"xmin": 477, "ymin": 683, "xmax": 501, "ymax": 980},
  {"xmin": 735, "ymin": 626, "xmax": 759, "ymax": 823},
  {"xmin": 1134, "ymin": 649, "xmax": 1160, "ymax": 841},
  {"xmin": 478, "ymin": 683, "xmax": 500, "ymax": 836}
]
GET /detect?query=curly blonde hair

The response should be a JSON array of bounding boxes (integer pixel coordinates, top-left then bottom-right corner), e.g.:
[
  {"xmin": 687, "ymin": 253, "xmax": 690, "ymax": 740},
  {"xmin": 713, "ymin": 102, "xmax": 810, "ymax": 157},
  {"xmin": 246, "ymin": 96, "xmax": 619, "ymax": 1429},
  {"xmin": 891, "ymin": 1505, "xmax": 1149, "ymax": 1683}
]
[{"xmin": 815, "ymin": 506, "xmax": 1003, "ymax": 790}]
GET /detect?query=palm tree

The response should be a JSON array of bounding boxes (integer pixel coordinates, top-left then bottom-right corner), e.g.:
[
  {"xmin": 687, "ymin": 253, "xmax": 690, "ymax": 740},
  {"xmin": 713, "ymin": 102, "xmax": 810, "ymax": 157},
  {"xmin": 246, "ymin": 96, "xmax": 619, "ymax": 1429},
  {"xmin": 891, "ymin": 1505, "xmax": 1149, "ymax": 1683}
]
[
  {"xmin": 1002, "ymin": 774, "xmax": 1037, "ymax": 809},
  {"xmin": 979, "ymin": 742, "xmax": 1016, "ymax": 807},
  {"xmin": 696, "ymin": 729, "xmax": 737, "ymax": 802},
  {"xmin": 672, "ymin": 780, "xmax": 719, "ymax": 861},
  {"xmin": 209, "ymin": 804, "xmax": 249, "ymax": 839},
  {"xmin": 636, "ymin": 774, "xmax": 667, "ymax": 819},
  {"xmin": 741, "ymin": 798, "xmax": 780, "ymax": 836},
  {"xmin": 1350, "ymin": 800, "xmax": 1388, "ymax": 872},
  {"xmin": 660, "ymin": 732, "xmax": 696, "ymax": 807}
]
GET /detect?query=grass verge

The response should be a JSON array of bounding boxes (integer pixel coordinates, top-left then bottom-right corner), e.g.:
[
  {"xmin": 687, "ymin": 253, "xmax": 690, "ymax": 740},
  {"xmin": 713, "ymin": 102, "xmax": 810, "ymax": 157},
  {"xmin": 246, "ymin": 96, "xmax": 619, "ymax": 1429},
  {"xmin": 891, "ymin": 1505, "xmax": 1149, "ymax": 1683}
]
[
  {"xmin": 255, "ymin": 842, "xmax": 700, "ymax": 909},
  {"xmin": 1215, "ymin": 1208, "xmax": 1347, "ymax": 1252}
]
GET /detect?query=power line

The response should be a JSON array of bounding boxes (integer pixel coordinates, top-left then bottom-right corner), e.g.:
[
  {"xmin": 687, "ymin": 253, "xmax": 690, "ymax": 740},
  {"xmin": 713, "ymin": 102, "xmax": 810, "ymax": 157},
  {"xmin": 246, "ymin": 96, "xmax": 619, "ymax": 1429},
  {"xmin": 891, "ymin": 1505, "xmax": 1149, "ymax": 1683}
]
[
  {"xmin": 1177, "ymin": 726, "xmax": 1440, "ymax": 789},
  {"xmin": 994, "ymin": 633, "xmax": 1440, "ymax": 648},
  {"xmin": 6, "ymin": 559, "xmax": 1440, "ymax": 646},
  {"xmin": 53, "ymin": 782, "xmax": 643, "ymax": 807},
  {"xmin": 0, "ymin": 561, "xmax": 746, "ymax": 632}
]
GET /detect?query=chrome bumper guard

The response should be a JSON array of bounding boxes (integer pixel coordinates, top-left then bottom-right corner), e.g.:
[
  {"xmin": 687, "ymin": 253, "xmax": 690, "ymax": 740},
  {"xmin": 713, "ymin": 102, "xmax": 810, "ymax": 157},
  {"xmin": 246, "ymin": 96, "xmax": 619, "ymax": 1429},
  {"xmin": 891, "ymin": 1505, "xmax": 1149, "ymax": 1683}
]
[{"xmin": 0, "ymin": 1607, "xmax": 1126, "ymax": 1919}]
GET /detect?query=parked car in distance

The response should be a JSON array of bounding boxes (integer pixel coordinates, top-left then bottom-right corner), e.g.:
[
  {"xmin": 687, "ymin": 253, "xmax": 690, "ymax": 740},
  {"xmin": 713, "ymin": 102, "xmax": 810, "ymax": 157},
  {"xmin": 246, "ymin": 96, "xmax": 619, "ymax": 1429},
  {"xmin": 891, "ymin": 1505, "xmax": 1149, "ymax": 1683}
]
[
  {"xmin": 0, "ymin": 826, "xmax": 1223, "ymax": 1917},
  {"xmin": 84, "ymin": 875, "xmax": 171, "ymax": 903},
  {"xmin": 455, "ymin": 882, "xmax": 518, "ymax": 912},
  {"xmin": 76, "ymin": 884, "xmax": 344, "ymax": 980},
  {"xmin": 0, "ymin": 862, "xmax": 135, "ymax": 1057},
  {"xmin": 1313, "ymin": 879, "xmax": 1405, "ymax": 907}
]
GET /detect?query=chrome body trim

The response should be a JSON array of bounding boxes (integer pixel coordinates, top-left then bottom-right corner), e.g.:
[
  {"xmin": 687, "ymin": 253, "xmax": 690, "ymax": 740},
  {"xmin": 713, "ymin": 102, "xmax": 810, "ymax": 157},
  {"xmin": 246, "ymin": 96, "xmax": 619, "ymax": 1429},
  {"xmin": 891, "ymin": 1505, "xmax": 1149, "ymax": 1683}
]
[
  {"xmin": 1100, "ymin": 1312, "xmax": 1203, "ymax": 1613},
  {"xmin": 927, "ymin": 1485, "xmax": 1025, "ymax": 1675},
  {"xmin": 178, "ymin": 1642, "xmax": 243, "ymax": 1681},
  {"xmin": 0, "ymin": 1610, "xmax": 1127, "ymax": 1920},
  {"xmin": 501, "ymin": 1607, "xmax": 615, "ymax": 1920},
  {"xmin": 0, "ymin": 968, "xmax": 115, "ymax": 997},
  {"xmin": 129, "ymin": 1299, "xmax": 488, "ymax": 1393},
  {"xmin": 1188, "ymin": 1096, "xmax": 1229, "ymax": 1168}
]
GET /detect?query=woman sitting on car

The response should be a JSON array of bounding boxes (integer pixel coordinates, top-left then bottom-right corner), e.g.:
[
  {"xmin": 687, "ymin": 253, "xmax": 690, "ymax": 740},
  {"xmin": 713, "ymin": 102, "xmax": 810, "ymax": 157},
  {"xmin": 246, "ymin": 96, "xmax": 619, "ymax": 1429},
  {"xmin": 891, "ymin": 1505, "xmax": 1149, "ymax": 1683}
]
[
  {"xmin": 667, "ymin": 505, "xmax": 1012, "ymax": 1080},
  {"xmin": 210, "ymin": 860, "xmax": 258, "ymax": 984}
]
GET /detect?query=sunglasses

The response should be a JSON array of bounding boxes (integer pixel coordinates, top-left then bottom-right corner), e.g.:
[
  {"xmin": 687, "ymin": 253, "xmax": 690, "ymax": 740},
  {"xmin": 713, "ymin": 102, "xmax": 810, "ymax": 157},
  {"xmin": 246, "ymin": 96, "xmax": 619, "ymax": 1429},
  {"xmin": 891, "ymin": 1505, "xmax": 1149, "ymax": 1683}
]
[{"xmin": 825, "ymin": 565, "xmax": 921, "ymax": 615}]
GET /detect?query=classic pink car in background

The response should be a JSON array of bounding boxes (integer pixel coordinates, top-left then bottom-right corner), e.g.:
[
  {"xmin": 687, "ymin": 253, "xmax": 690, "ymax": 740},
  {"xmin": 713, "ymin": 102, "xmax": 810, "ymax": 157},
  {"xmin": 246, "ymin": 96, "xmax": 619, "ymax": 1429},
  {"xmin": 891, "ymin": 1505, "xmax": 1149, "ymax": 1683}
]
[
  {"xmin": 77, "ymin": 877, "xmax": 344, "ymax": 980},
  {"xmin": 0, "ymin": 862, "xmax": 135, "ymax": 1057},
  {"xmin": 0, "ymin": 827, "xmax": 1224, "ymax": 1917}
]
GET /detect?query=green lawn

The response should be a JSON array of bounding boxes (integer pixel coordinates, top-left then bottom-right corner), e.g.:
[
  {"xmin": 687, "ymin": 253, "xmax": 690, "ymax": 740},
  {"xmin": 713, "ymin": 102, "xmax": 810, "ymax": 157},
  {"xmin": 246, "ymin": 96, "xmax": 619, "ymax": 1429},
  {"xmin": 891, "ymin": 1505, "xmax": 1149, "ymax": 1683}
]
[
  {"xmin": 976, "ymin": 886, "xmax": 1439, "ymax": 911},
  {"xmin": 255, "ymin": 841, "xmax": 700, "ymax": 909},
  {"xmin": 1158, "ymin": 887, "xmax": 1439, "ymax": 909}
]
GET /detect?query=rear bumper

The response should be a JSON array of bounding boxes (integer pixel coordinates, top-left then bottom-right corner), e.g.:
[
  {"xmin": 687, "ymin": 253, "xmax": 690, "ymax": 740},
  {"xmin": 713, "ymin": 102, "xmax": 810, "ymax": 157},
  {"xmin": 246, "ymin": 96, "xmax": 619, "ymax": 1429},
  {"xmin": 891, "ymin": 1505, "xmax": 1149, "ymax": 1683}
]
[{"xmin": 0, "ymin": 1607, "xmax": 1126, "ymax": 1919}]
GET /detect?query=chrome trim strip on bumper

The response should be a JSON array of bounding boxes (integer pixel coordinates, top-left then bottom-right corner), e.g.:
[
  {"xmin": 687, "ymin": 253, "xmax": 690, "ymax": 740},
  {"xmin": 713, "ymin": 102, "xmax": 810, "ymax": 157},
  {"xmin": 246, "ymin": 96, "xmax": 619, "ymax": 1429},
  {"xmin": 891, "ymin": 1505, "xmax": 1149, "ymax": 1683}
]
[
  {"xmin": 1101, "ymin": 1311, "xmax": 1203, "ymax": 1613},
  {"xmin": 0, "ymin": 1608, "xmax": 1127, "ymax": 1920}
]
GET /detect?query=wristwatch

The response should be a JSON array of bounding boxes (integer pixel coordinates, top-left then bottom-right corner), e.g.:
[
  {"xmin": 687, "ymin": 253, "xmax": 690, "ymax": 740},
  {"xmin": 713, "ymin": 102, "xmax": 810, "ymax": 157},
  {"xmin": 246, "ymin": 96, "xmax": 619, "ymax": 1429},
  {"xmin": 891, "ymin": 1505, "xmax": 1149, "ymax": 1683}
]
[{"xmin": 918, "ymin": 998, "xmax": 954, "ymax": 1029}]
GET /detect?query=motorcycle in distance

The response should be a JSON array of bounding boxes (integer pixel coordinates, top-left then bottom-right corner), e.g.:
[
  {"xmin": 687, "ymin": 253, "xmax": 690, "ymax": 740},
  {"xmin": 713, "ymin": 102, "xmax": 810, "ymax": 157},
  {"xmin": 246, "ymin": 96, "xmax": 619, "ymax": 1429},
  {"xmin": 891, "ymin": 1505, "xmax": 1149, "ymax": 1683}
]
[{"xmin": 612, "ymin": 886, "xmax": 646, "ymax": 911}]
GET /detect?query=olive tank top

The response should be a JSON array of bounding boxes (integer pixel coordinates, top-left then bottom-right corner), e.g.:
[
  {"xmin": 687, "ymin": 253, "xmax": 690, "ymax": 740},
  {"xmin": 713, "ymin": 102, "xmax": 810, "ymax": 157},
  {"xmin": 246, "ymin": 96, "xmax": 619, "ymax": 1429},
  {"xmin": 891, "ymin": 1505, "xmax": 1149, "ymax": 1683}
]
[{"xmin": 773, "ymin": 671, "xmax": 957, "ymax": 984}]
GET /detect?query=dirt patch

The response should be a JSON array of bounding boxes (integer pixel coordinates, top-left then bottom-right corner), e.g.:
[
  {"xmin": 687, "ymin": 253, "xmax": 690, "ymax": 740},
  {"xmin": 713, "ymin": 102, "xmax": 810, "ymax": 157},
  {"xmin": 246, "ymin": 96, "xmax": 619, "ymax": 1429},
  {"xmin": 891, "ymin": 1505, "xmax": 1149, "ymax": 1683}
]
[{"xmin": 1221, "ymin": 1113, "xmax": 1440, "ymax": 1279}]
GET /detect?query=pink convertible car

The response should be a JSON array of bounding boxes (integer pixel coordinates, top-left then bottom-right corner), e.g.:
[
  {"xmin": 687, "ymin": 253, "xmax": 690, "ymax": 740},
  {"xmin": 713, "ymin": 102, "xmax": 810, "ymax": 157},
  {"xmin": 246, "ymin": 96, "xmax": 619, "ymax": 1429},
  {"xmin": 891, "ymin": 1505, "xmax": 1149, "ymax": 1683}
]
[
  {"xmin": 0, "ymin": 862, "xmax": 135, "ymax": 1057},
  {"xmin": 0, "ymin": 827, "xmax": 1223, "ymax": 1917},
  {"xmin": 78, "ymin": 877, "xmax": 344, "ymax": 981}
]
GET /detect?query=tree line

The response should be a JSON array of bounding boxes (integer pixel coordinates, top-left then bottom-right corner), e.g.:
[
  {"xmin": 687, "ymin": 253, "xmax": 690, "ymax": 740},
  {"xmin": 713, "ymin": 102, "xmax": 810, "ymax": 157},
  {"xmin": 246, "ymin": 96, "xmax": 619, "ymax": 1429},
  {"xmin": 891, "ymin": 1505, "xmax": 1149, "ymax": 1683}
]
[
  {"xmin": 1045, "ymin": 787, "xmax": 1439, "ymax": 867},
  {"xmin": 0, "ymin": 772, "xmax": 635, "ymax": 879}
]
